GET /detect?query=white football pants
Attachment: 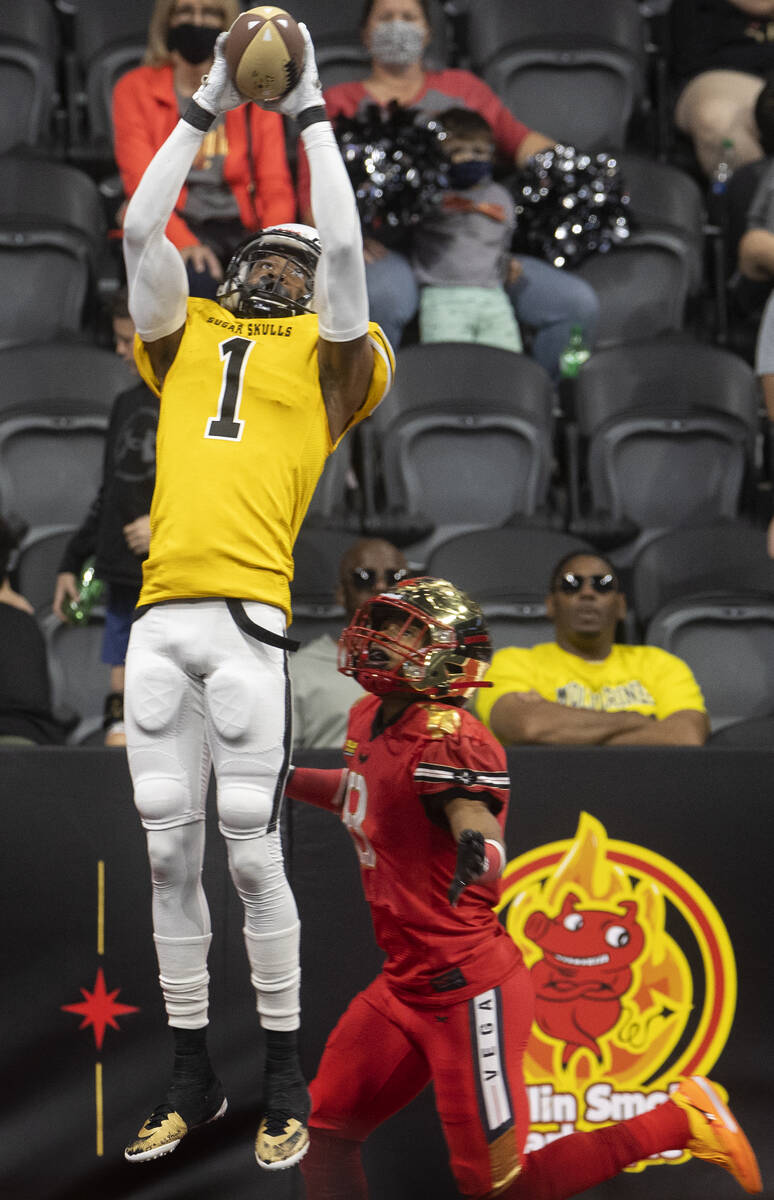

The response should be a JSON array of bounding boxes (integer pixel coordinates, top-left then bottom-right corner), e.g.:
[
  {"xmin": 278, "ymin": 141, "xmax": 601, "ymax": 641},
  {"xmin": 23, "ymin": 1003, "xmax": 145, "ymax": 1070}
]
[{"xmin": 124, "ymin": 600, "xmax": 299, "ymax": 1031}]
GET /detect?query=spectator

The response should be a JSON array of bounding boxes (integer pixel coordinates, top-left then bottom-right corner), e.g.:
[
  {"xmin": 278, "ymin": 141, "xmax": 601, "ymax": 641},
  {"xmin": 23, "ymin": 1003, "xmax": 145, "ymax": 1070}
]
[
  {"xmin": 413, "ymin": 107, "xmax": 523, "ymax": 352},
  {"xmin": 295, "ymin": 0, "xmax": 599, "ymax": 380},
  {"xmin": 671, "ymin": 0, "xmax": 774, "ymax": 177},
  {"xmin": 0, "ymin": 516, "xmax": 66, "ymax": 747},
  {"xmin": 475, "ymin": 552, "xmax": 709, "ymax": 747},
  {"xmin": 112, "ymin": 0, "xmax": 295, "ymax": 299},
  {"xmin": 292, "ymin": 537, "xmax": 408, "ymax": 749},
  {"xmin": 738, "ymin": 75, "xmax": 774, "ymax": 416},
  {"xmin": 52, "ymin": 291, "xmax": 158, "ymax": 748}
]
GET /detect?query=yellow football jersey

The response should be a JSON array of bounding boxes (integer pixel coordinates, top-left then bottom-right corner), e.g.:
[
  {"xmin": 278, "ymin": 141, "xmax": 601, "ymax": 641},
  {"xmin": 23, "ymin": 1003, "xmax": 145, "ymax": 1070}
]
[{"xmin": 134, "ymin": 297, "xmax": 394, "ymax": 619}]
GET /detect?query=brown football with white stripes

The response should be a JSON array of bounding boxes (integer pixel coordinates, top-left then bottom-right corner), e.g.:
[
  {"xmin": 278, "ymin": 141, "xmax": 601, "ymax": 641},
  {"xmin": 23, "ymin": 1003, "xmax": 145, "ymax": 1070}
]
[{"xmin": 224, "ymin": 6, "xmax": 305, "ymax": 103}]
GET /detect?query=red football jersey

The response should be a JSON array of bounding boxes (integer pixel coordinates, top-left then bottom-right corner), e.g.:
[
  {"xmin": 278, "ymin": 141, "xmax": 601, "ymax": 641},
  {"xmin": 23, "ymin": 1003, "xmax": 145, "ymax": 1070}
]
[{"xmin": 340, "ymin": 695, "xmax": 522, "ymax": 1004}]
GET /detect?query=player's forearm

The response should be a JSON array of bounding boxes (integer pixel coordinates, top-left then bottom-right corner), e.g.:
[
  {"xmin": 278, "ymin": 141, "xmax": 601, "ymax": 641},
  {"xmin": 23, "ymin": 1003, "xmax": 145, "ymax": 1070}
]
[
  {"xmin": 445, "ymin": 795, "xmax": 503, "ymax": 846},
  {"xmin": 123, "ymin": 119, "xmax": 204, "ymax": 340},
  {"xmin": 300, "ymin": 118, "xmax": 368, "ymax": 341},
  {"xmin": 490, "ymin": 694, "xmax": 648, "ymax": 746},
  {"xmin": 605, "ymin": 710, "xmax": 709, "ymax": 746},
  {"xmin": 284, "ymin": 765, "xmax": 347, "ymax": 811}
]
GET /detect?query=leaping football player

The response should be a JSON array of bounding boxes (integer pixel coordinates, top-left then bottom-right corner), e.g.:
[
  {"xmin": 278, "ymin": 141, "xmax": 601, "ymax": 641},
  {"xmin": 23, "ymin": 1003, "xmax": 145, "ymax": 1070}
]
[
  {"xmin": 285, "ymin": 576, "xmax": 762, "ymax": 1199},
  {"xmin": 120, "ymin": 22, "xmax": 393, "ymax": 1172}
]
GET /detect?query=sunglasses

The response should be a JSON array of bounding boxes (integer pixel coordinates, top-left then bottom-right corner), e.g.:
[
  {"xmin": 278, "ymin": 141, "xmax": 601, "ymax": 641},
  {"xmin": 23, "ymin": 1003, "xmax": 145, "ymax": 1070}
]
[
  {"xmin": 350, "ymin": 567, "xmax": 408, "ymax": 589},
  {"xmin": 556, "ymin": 572, "xmax": 618, "ymax": 595}
]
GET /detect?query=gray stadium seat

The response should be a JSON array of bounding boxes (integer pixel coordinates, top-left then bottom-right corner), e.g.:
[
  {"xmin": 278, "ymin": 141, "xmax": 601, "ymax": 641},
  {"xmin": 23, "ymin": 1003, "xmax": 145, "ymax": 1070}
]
[
  {"xmin": 0, "ymin": 156, "xmax": 107, "ymax": 347},
  {"xmin": 618, "ymin": 152, "xmax": 706, "ymax": 294},
  {"xmin": 68, "ymin": 0, "xmax": 155, "ymax": 155},
  {"xmin": 360, "ymin": 343, "xmax": 557, "ymax": 559},
  {"xmin": 426, "ymin": 526, "xmax": 595, "ymax": 651},
  {"xmin": 566, "ymin": 339, "xmax": 760, "ymax": 557},
  {"xmin": 573, "ymin": 244, "xmax": 692, "ymax": 348},
  {"xmin": 43, "ymin": 608, "xmax": 111, "ymax": 745},
  {"xmin": 0, "ymin": 0, "xmax": 60, "ymax": 154},
  {"xmin": 630, "ymin": 521, "xmax": 774, "ymax": 630},
  {"xmin": 0, "ymin": 342, "xmax": 132, "ymax": 534},
  {"xmin": 466, "ymin": 0, "xmax": 646, "ymax": 150},
  {"xmin": 14, "ymin": 525, "xmax": 78, "ymax": 615},
  {"xmin": 647, "ymin": 594, "xmax": 774, "ymax": 732}
]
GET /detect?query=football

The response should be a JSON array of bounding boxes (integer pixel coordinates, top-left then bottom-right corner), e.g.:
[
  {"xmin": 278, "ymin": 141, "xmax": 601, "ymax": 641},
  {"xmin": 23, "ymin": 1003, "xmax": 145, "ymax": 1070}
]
[{"xmin": 224, "ymin": 6, "xmax": 305, "ymax": 103}]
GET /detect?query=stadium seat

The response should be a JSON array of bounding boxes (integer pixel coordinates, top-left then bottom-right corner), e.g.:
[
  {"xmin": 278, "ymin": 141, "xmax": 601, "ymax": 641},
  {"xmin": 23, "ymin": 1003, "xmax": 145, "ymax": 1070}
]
[
  {"xmin": 573, "ymin": 244, "xmax": 692, "ymax": 349},
  {"xmin": 426, "ymin": 526, "xmax": 595, "ymax": 650},
  {"xmin": 565, "ymin": 338, "xmax": 760, "ymax": 557},
  {"xmin": 630, "ymin": 520, "xmax": 774, "ymax": 630},
  {"xmin": 290, "ymin": 0, "xmax": 450, "ymax": 88},
  {"xmin": 425, "ymin": 527, "xmax": 593, "ymax": 602},
  {"xmin": 647, "ymin": 594, "xmax": 774, "ymax": 731},
  {"xmin": 466, "ymin": 0, "xmax": 646, "ymax": 151},
  {"xmin": 618, "ymin": 152, "xmax": 705, "ymax": 294},
  {"xmin": 360, "ymin": 343, "xmax": 557, "ymax": 558},
  {"xmin": 0, "ymin": 156, "xmax": 107, "ymax": 347},
  {"xmin": 14, "ymin": 524, "xmax": 78, "ymax": 615},
  {"xmin": 67, "ymin": 0, "xmax": 155, "ymax": 157},
  {"xmin": 0, "ymin": 0, "xmax": 60, "ymax": 154},
  {"xmin": 42, "ymin": 608, "xmax": 111, "ymax": 745},
  {"xmin": 0, "ymin": 342, "xmax": 132, "ymax": 533},
  {"xmin": 304, "ymin": 439, "xmax": 362, "ymax": 531},
  {"xmin": 290, "ymin": 527, "xmax": 354, "ymax": 646}
]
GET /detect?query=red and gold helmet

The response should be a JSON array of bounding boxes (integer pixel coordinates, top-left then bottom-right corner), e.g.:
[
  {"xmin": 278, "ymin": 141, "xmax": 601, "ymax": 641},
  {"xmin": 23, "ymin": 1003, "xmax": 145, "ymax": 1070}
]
[{"xmin": 338, "ymin": 576, "xmax": 492, "ymax": 700}]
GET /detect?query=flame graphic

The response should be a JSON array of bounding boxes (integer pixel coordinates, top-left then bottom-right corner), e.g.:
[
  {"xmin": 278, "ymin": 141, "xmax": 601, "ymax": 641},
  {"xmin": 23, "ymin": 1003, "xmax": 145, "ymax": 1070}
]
[{"xmin": 500, "ymin": 813, "xmax": 693, "ymax": 1088}]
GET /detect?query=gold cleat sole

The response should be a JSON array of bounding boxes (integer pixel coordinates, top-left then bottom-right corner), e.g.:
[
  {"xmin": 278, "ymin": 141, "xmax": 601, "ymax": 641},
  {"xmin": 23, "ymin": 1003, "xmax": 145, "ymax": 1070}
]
[
  {"xmin": 124, "ymin": 1097, "xmax": 227, "ymax": 1163},
  {"xmin": 255, "ymin": 1115, "xmax": 310, "ymax": 1171}
]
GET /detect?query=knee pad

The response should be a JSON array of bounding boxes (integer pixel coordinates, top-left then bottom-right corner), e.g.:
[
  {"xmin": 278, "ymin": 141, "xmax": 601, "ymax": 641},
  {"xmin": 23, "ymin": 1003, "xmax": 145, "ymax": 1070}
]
[
  {"xmin": 133, "ymin": 772, "xmax": 192, "ymax": 829},
  {"xmin": 217, "ymin": 779, "xmax": 275, "ymax": 839}
]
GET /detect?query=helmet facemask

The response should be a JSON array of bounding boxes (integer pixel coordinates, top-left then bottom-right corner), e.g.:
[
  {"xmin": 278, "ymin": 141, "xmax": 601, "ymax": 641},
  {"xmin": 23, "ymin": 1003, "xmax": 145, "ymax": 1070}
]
[
  {"xmin": 338, "ymin": 578, "xmax": 492, "ymax": 700},
  {"xmin": 217, "ymin": 225, "xmax": 321, "ymax": 319}
]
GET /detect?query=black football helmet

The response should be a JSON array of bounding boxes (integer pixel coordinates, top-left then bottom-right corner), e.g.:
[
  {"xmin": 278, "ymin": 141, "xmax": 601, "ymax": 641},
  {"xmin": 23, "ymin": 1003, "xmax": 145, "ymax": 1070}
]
[
  {"xmin": 338, "ymin": 576, "xmax": 492, "ymax": 700},
  {"xmin": 216, "ymin": 223, "xmax": 321, "ymax": 319}
]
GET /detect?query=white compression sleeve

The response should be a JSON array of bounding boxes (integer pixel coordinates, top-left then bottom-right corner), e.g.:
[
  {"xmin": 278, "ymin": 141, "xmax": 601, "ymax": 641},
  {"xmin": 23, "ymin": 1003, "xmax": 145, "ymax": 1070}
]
[
  {"xmin": 123, "ymin": 120, "xmax": 205, "ymax": 341},
  {"xmin": 301, "ymin": 120, "xmax": 369, "ymax": 342}
]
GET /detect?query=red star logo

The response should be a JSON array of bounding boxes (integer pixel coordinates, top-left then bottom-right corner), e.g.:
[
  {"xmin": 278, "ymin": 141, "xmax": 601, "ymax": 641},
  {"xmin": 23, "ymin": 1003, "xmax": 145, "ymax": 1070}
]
[{"xmin": 62, "ymin": 968, "xmax": 140, "ymax": 1050}]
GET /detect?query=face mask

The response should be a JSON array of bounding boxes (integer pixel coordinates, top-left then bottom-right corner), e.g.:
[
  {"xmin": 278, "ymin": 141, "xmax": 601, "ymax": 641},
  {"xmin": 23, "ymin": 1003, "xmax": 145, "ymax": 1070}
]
[
  {"xmin": 447, "ymin": 160, "xmax": 493, "ymax": 189},
  {"xmin": 166, "ymin": 23, "xmax": 219, "ymax": 65},
  {"xmin": 369, "ymin": 20, "xmax": 425, "ymax": 67}
]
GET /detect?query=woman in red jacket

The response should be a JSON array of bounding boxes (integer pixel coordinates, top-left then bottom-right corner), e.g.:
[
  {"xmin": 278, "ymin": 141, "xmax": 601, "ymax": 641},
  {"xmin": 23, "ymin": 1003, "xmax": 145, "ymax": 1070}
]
[{"xmin": 113, "ymin": 0, "xmax": 295, "ymax": 298}]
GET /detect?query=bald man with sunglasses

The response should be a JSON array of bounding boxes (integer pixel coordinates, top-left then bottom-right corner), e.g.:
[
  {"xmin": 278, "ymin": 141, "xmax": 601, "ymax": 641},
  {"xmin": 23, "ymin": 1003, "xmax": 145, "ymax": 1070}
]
[{"xmin": 475, "ymin": 553, "xmax": 709, "ymax": 747}]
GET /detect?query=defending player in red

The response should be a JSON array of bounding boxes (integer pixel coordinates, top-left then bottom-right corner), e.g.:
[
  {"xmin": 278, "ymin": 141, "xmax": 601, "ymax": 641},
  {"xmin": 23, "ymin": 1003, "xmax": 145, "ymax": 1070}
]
[{"xmin": 285, "ymin": 577, "xmax": 763, "ymax": 1199}]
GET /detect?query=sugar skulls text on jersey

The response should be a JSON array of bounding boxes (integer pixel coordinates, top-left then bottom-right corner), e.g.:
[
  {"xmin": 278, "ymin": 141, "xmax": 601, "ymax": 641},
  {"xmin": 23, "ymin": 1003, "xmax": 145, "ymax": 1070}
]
[{"xmin": 206, "ymin": 315, "xmax": 294, "ymax": 336}]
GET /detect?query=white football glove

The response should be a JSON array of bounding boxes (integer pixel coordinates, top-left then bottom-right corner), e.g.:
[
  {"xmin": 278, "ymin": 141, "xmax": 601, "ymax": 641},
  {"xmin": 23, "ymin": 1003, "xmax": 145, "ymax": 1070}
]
[
  {"xmin": 264, "ymin": 22, "xmax": 324, "ymax": 120},
  {"xmin": 191, "ymin": 32, "xmax": 245, "ymax": 117}
]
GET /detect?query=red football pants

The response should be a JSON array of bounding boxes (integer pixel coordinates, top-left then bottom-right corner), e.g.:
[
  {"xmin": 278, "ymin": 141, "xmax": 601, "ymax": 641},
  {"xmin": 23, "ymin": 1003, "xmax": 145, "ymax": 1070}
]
[{"xmin": 301, "ymin": 967, "xmax": 691, "ymax": 1199}]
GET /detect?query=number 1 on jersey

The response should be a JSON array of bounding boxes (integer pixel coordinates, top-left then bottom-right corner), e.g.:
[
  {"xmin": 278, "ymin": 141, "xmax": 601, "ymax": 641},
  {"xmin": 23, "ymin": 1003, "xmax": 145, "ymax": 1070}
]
[{"xmin": 205, "ymin": 336, "xmax": 254, "ymax": 441}]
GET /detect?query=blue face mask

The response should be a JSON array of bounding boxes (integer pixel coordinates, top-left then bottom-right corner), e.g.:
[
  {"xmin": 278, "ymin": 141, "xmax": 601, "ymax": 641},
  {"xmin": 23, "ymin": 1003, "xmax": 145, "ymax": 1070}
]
[{"xmin": 447, "ymin": 160, "xmax": 493, "ymax": 190}]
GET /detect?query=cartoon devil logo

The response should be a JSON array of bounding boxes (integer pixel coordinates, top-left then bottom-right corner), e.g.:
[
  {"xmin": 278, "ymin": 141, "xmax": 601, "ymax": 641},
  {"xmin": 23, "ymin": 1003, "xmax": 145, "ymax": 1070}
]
[{"xmin": 524, "ymin": 891, "xmax": 645, "ymax": 1067}]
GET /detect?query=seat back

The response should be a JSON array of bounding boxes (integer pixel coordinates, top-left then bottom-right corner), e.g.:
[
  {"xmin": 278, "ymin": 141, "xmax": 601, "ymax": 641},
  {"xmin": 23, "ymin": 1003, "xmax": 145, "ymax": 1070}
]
[
  {"xmin": 43, "ymin": 609, "xmax": 111, "ymax": 744},
  {"xmin": 290, "ymin": 526, "xmax": 355, "ymax": 645},
  {"xmin": 0, "ymin": 342, "xmax": 132, "ymax": 530},
  {"xmin": 71, "ymin": 0, "xmax": 155, "ymax": 147},
  {"xmin": 426, "ymin": 527, "xmax": 593, "ymax": 602},
  {"xmin": 0, "ymin": 0, "xmax": 59, "ymax": 153},
  {"xmin": 619, "ymin": 153, "xmax": 705, "ymax": 292},
  {"xmin": 647, "ymin": 595, "xmax": 774, "ymax": 729},
  {"xmin": 15, "ymin": 525, "xmax": 78, "ymax": 614},
  {"xmin": 574, "ymin": 246, "xmax": 691, "ymax": 348},
  {"xmin": 631, "ymin": 521, "xmax": 774, "ymax": 627},
  {"xmin": 467, "ymin": 0, "xmax": 645, "ymax": 149},
  {"xmin": 362, "ymin": 344, "xmax": 555, "ymax": 545},
  {"xmin": 0, "ymin": 157, "xmax": 107, "ymax": 346}
]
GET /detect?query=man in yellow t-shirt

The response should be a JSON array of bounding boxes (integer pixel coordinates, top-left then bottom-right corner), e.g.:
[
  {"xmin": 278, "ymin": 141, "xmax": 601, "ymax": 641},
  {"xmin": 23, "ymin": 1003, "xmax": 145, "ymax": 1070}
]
[
  {"xmin": 475, "ymin": 551, "xmax": 709, "ymax": 747},
  {"xmin": 120, "ymin": 27, "xmax": 392, "ymax": 1174}
]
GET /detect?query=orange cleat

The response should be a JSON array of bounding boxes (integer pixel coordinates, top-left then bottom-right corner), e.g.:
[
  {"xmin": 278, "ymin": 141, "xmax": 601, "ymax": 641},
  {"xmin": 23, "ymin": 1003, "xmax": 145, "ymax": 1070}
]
[{"xmin": 671, "ymin": 1075, "xmax": 762, "ymax": 1194}]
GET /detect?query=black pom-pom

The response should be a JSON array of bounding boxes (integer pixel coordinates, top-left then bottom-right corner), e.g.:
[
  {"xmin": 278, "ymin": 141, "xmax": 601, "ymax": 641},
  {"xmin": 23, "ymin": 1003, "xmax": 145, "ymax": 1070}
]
[
  {"xmin": 335, "ymin": 102, "xmax": 449, "ymax": 247},
  {"xmin": 512, "ymin": 145, "xmax": 632, "ymax": 269}
]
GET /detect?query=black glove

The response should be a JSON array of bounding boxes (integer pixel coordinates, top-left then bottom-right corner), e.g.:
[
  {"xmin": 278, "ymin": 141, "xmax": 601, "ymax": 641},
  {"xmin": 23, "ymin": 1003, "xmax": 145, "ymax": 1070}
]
[{"xmin": 448, "ymin": 829, "xmax": 487, "ymax": 907}]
